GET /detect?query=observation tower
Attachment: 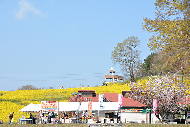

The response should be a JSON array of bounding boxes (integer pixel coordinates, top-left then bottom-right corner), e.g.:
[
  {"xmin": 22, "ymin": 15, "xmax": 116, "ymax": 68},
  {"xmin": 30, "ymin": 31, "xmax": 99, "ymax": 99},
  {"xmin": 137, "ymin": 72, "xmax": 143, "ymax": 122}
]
[{"xmin": 105, "ymin": 67, "xmax": 124, "ymax": 83}]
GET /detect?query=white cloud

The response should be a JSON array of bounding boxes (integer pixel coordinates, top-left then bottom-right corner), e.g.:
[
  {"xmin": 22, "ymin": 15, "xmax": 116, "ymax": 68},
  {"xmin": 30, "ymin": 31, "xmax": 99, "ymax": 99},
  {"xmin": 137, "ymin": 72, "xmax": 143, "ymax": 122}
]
[{"xmin": 16, "ymin": 0, "xmax": 42, "ymax": 19}]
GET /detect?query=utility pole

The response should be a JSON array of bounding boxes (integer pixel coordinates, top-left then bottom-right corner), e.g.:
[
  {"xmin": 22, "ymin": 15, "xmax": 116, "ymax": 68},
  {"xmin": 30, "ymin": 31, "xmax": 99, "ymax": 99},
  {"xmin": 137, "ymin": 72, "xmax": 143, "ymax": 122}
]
[{"xmin": 149, "ymin": 109, "xmax": 151, "ymax": 124}]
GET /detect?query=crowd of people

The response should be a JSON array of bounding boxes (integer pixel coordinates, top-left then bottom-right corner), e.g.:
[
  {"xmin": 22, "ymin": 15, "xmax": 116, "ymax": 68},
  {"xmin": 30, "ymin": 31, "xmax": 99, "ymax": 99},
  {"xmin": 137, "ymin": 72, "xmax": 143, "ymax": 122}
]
[
  {"xmin": 39, "ymin": 111, "xmax": 57, "ymax": 124},
  {"xmin": 8, "ymin": 110, "xmax": 91, "ymax": 124}
]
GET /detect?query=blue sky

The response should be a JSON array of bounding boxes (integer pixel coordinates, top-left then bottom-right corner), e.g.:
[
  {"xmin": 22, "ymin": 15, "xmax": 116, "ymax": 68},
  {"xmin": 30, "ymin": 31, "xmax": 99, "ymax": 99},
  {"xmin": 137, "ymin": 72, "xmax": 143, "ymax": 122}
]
[{"xmin": 0, "ymin": 0, "xmax": 156, "ymax": 91}]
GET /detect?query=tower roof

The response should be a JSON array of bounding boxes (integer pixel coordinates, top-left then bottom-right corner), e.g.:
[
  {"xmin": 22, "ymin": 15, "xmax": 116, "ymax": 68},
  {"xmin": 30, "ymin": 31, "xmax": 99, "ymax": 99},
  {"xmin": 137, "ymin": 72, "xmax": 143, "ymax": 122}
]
[{"xmin": 109, "ymin": 67, "xmax": 115, "ymax": 73}]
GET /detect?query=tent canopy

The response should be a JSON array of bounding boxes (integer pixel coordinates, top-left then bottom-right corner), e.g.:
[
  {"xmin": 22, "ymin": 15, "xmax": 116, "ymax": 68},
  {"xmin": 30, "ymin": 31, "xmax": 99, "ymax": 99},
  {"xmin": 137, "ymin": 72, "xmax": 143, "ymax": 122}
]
[
  {"xmin": 59, "ymin": 102, "xmax": 119, "ymax": 111},
  {"xmin": 19, "ymin": 103, "xmax": 41, "ymax": 112},
  {"xmin": 20, "ymin": 102, "xmax": 120, "ymax": 112}
]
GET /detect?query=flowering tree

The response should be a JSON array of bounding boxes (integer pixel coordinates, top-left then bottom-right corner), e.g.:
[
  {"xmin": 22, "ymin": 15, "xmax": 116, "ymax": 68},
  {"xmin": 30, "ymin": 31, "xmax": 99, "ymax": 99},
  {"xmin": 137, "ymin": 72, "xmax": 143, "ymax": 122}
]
[{"xmin": 128, "ymin": 75, "xmax": 190, "ymax": 122}]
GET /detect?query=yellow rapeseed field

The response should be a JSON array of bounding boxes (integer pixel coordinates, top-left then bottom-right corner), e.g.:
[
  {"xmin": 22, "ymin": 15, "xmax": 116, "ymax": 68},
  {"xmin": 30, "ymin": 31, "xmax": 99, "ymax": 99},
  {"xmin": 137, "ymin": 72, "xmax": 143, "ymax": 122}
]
[
  {"xmin": 0, "ymin": 76, "xmax": 189, "ymax": 123},
  {"xmin": 0, "ymin": 83, "xmax": 131, "ymax": 123}
]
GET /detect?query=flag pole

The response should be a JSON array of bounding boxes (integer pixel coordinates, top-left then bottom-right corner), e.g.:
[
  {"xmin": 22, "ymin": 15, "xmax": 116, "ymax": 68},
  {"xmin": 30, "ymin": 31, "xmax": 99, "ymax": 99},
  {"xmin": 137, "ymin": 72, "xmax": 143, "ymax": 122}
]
[{"xmin": 58, "ymin": 101, "xmax": 59, "ymax": 123}]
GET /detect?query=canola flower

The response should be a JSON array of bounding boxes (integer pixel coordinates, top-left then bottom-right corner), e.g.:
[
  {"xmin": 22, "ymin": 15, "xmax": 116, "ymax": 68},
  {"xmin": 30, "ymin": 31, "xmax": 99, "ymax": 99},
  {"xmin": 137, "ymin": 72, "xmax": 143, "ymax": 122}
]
[
  {"xmin": 0, "ymin": 83, "xmax": 130, "ymax": 123},
  {"xmin": 0, "ymin": 101, "xmax": 30, "ymax": 123},
  {"xmin": 0, "ymin": 76, "xmax": 189, "ymax": 123}
]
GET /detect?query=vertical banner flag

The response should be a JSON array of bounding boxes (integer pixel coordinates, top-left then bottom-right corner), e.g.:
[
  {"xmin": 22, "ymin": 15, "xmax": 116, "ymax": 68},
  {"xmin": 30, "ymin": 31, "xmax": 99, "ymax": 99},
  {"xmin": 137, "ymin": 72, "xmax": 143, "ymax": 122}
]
[
  {"xmin": 118, "ymin": 94, "xmax": 123, "ymax": 107},
  {"xmin": 153, "ymin": 100, "xmax": 158, "ymax": 115},
  {"xmin": 99, "ymin": 94, "xmax": 103, "ymax": 109},
  {"xmin": 88, "ymin": 101, "xmax": 92, "ymax": 116}
]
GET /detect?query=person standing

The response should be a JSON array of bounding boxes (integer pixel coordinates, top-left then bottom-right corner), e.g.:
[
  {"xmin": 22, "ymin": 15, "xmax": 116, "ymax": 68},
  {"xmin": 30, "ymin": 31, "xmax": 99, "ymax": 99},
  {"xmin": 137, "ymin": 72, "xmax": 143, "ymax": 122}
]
[
  {"xmin": 22, "ymin": 115, "xmax": 25, "ymax": 119},
  {"xmin": 30, "ymin": 113, "xmax": 33, "ymax": 119},
  {"xmin": 9, "ymin": 113, "xmax": 12, "ymax": 124},
  {"xmin": 9, "ymin": 112, "xmax": 14, "ymax": 124},
  {"xmin": 29, "ymin": 113, "xmax": 33, "ymax": 124},
  {"xmin": 39, "ymin": 110, "xmax": 43, "ymax": 124},
  {"xmin": 48, "ymin": 112, "xmax": 52, "ymax": 124}
]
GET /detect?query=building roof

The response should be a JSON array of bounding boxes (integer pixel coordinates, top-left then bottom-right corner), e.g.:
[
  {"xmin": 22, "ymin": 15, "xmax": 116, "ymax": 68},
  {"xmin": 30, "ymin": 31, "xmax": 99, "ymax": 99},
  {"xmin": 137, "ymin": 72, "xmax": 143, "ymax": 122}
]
[
  {"xmin": 85, "ymin": 96, "xmax": 99, "ymax": 102},
  {"xmin": 68, "ymin": 95, "xmax": 99, "ymax": 102},
  {"xmin": 122, "ymin": 97, "xmax": 146, "ymax": 108},
  {"xmin": 102, "ymin": 93, "xmax": 119, "ymax": 102},
  {"xmin": 68, "ymin": 92, "xmax": 146, "ymax": 108},
  {"xmin": 105, "ymin": 75, "xmax": 119, "ymax": 79},
  {"xmin": 109, "ymin": 67, "xmax": 115, "ymax": 72},
  {"xmin": 78, "ymin": 90, "xmax": 95, "ymax": 93}
]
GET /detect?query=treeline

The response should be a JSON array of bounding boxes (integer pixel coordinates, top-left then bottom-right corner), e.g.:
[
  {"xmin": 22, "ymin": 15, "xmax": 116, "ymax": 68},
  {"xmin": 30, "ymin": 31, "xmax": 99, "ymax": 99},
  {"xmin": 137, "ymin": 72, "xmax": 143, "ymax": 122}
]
[
  {"xmin": 139, "ymin": 50, "xmax": 185, "ymax": 77},
  {"xmin": 17, "ymin": 85, "xmax": 55, "ymax": 90},
  {"xmin": 123, "ymin": 0, "xmax": 189, "ymax": 80},
  {"xmin": 141, "ymin": 0, "xmax": 189, "ymax": 76}
]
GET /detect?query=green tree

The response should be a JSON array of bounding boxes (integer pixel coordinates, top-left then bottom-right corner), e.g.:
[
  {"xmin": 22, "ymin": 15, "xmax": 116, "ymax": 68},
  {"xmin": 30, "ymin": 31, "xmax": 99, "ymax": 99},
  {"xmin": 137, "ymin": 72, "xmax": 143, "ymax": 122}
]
[
  {"xmin": 142, "ymin": 0, "xmax": 190, "ymax": 74},
  {"xmin": 142, "ymin": 53, "xmax": 156, "ymax": 76},
  {"xmin": 141, "ymin": 51, "xmax": 176, "ymax": 76},
  {"xmin": 111, "ymin": 36, "xmax": 141, "ymax": 81}
]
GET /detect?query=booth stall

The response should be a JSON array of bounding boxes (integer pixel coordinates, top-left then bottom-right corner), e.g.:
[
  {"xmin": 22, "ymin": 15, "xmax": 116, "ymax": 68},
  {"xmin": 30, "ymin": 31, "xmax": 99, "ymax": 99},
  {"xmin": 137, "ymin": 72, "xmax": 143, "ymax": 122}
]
[
  {"xmin": 19, "ymin": 102, "xmax": 121, "ymax": 124},
  {"xmin": 58, "ymin": 102, "xmax": 120, "ymax": 124},
  {"xmin": 19, "ymin": 103, "xmax": 41, "ymax": 124}
]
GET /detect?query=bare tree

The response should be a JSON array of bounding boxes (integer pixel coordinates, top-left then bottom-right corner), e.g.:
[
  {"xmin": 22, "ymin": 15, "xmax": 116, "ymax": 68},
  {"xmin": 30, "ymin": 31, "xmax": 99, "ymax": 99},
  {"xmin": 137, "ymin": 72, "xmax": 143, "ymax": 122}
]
[
  {"xmin": 48, "ymin": 86, "xmax": 55, "ymax": 89},
  {"xmin": 18, "ymin": 85, "xmax": 38, "ymax": 90},
  {"xmin": 111, "ymin": 36, "xmax": 141, "ymax": 81}
]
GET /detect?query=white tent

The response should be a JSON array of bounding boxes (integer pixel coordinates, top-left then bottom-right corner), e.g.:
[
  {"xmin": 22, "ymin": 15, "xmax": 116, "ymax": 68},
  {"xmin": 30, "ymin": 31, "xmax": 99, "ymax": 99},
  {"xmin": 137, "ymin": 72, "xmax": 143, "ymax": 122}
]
[
  {"xmin": 19, "ymin": 103, "xmax": 41, "ymax": 112},
  {"xmin": 59, "ymin": 102, "xmax": 80, "ymax": 111},
  {"xmin": 92, "ymin": 102, "xmax": 119, "ymax": 110},
  {"xmin": 58, "ymin": 102, "xmax": 120, "ymax": 111},
  {"xmin": 20, "ymin": 102, "xmax": 120, "ymax": 112}
]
